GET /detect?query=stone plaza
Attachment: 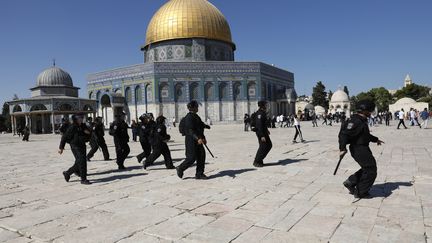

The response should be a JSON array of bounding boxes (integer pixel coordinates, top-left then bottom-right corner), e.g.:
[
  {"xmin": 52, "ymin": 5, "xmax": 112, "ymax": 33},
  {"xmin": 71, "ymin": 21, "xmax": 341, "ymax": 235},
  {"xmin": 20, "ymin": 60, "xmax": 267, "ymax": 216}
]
[{"xmin": 0, "ymin": 122, "xmax": 431, "ymax": 243}]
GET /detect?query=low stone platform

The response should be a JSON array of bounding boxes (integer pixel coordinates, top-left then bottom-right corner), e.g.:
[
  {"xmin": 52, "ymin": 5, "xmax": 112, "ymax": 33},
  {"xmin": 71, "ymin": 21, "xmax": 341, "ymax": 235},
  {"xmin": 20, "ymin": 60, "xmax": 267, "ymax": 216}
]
[{"xmin": 0, "ymin": 122, "xmax": 431, "ymax": 242}]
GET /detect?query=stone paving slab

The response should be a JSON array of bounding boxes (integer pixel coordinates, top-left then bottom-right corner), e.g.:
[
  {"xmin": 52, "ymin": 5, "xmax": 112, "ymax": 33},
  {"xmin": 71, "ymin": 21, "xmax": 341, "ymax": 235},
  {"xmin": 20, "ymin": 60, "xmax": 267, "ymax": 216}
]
[{"xmin": 0, "ymin": 123, "xmax": 431, "ymax": 242}]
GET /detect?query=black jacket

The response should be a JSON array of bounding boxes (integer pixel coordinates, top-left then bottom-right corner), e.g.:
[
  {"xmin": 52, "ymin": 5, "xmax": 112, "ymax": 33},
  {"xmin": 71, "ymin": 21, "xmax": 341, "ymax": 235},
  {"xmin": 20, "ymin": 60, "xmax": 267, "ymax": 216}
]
[
  {"xmin": 59, "ymin": 123, "xmax": 89, "ymax": 149},
  {"xmin": 151, "ymin": 123, "xmax": 171, "ymax": 145},
  {"xmin": 338, "ymin": 114, "xmax": 378, "ymax": 151},
  {"xmin": 139, "ymin": 120, "xmax": 155, "ymax": 142},
  {"xmin": 255, "ymin": 109, "xmax": 270, "ymax": 138},
  {"xmin": 184, "ymin": 112, "xmax": 209, "ymax": 141},
  {"xmin": 110, "ymin": 120, "xmax": 129, "ymax": 143},
  {"xmin": 93, "ymin": 123, "xmax": 105, "ymax": 138}
]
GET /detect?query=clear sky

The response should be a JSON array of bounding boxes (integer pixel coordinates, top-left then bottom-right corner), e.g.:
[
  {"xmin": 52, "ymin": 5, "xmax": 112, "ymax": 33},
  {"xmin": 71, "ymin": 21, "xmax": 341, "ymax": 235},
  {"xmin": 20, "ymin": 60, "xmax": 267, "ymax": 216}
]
[{"xmin": 1, "ymin": 0, "xmax": 431, "ymax": 105}]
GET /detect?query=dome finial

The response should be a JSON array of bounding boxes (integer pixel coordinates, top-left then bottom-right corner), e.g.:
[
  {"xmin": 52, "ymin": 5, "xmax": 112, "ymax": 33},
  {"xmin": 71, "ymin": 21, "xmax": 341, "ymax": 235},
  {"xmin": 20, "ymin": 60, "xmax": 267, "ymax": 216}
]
[{"xmin": 52, "ymin": 58, "xmax": 56, "ymax": 67}]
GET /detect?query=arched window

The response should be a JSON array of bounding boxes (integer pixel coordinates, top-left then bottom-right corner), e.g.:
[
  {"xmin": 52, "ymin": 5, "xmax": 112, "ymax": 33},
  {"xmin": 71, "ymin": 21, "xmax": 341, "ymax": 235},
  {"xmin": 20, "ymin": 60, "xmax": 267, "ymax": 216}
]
[
  {"xmin": 30, "ymin": 104, "xmax": 47, "ymax": 111},
  {"xmin": 101, "ymin": 94, "xmax": 111, "ymax": 107},
  {"xmin": 160, "ymin": 83, "xmax": 169, "ymax": 100},
  {"xmin": 125, "ymin": 87, "xmax": 132, "ymax": 104},
  {"xmin": 135, "ymin": 86, "xmax": 142, "ymax": 103},
  {"xmin": 247, "ymin": 82, "xmax": 256, "ymax": 98},
  {"xmin": 204, "ymin": 83, "xmax": 214, "ymax": 101},
  {"xmin": 175, "ymin": 83, "xmax": 185, "ymax": 102},
  {"xmin": 233, "ymin": 82, "xmax": 241, "ymax": 100},
  {"xmin": 146, "ymin": 84, "xmax": 153, "ymax": 102},
  {"xmin": 88, "ymin": 91, "xmax": 93, "ymax": 99},
  {"xmin": 13, "ymin": 105, "xmax": 22, "ymax": 113},
  {"xmin": 59, "ymin": 104, "xmax": 73, "ymax": 111},
  {"xmin": 96, "ymin": 91, "xmax": 101, "ymax": 101},
  {"xmin": 190, "ymin": 82, "xmax": 200, "ymax": 100},
  {"xmin": 219, "ymin": 82, "xmax": 229, "ymax": 100}
]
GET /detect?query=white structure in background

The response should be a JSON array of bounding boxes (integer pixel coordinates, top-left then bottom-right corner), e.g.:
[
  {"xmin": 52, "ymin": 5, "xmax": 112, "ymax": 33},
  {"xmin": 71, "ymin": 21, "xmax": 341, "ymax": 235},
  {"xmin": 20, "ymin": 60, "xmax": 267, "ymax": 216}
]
[
  {"xmin": 388, "ymin": 97, "xmax": 429, "ymax": 114},
  {"xmin": 314, "ymin": 105, "xmax": 326, "ymax": 116},
  {"xmin": 404, "ymin": 74, "xmax": 413, "ymax": 87},
  {"xmin": 295, "ymin": 101, "xmax": 314, "ymax": 115},
  {"xmin": 329, "ymin": 89, "xmax": 350, "ymax": 116}
]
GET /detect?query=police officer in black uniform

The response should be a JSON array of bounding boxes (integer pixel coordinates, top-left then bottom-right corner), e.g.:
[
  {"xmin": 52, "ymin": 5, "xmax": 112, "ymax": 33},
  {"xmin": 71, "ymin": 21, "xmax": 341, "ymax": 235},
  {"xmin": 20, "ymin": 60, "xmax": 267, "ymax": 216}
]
[
  {"xmin": 86, "ymin": 117, "xmax": 110, "ymax": 161},
  {"xmin": 253, "ymin": 100, "xmax": 272, "ymax": 167},
  {"xmin": 339, "ymin": 100, "xmax": 384, "ymax": 198},
  {"xmin": 59, "ymin": 114, "xmax": 92, "ymax": 185},
  {"xmin": 110, "ymin": 112, "xmax": 130, "ymax": 170},
  {"xmin": 136, "ymin": 114, "xmax": 154, "ymax": 163},
  {"xmin": 176, "ymin": 100, "xmax": 210, "ymax": 180},
  {"xmin": 143, "ymin": 115, "xmax": 175, "ymax": 170}
]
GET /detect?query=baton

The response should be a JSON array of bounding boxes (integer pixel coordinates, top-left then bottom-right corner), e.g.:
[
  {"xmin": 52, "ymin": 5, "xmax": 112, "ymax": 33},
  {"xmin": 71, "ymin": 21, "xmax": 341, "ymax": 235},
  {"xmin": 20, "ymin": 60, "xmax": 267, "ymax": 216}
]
[
  {"xmin": 204, "ymin": 144, "xmax": 215, "ymax": 158},
  {"xmin": 333, "ymin": 151, "xmax": 347, "ymax": 175}
]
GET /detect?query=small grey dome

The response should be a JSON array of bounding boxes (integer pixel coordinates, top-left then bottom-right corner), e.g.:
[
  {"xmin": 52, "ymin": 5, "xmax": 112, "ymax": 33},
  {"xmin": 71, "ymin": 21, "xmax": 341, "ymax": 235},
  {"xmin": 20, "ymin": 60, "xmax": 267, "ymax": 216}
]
[{"xmin": 36, "ymin": 66, "xmax": 73, "ymax": 87}]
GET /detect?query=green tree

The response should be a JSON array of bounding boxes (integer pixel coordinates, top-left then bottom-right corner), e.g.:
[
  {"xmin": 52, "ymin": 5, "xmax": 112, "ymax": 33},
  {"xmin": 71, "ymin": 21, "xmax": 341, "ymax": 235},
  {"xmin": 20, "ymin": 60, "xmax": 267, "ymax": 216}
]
[
  {"xmin": 0, "ymin": 102, "xmax": 11, "ymax": 132},
  {"xmin": 353, "ymin": 87, "xmax": 392, "ymax": 112},
  {"xmin": 343, "ymin": 86, "xmax": 350, "ymax": 97},
  {"xmin": 394, "ymin": 84, "xmax": 431, "ymax": 100},
  {"xmin": 312, "ymin": 81, "xmax": 327, "ymax": 107}
]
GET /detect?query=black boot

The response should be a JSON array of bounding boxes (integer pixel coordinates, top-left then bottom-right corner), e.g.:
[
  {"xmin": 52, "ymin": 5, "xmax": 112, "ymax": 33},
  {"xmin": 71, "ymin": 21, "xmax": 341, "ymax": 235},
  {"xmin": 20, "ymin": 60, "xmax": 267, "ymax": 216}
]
[
  {"xmin": 343, "ymin": 180, "xmax": 356, "ymax": 195},
  {"xmin": 63, "ymin": 171, "xmax": 70, "ymax": 182},
  {"xmin": 176, "ymin": 167, "xmax": 184, "ymax": 179}
]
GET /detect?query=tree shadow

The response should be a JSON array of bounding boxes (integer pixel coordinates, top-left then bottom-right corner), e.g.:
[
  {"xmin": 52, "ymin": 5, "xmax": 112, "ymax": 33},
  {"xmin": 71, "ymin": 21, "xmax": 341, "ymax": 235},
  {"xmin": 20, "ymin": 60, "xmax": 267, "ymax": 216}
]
[
  {"xmin": 369, "ymin": 181, "xmax": 413, "ymax": 198},
  {"xmin": 264, "ymin": 158, "xmax": 307, "ymax": 167},
  {"xmin": 208, "ymin": 168, "xmax": 256, "ymax": 179},
  {"xmin": 91, "ymin": 172, "xmax": 147, "ymax": 184}
]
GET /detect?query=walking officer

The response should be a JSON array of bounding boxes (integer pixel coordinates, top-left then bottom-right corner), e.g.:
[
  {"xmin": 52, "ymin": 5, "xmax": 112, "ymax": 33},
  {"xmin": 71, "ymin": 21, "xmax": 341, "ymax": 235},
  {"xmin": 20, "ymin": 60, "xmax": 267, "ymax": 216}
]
[
  {"xmin": 136, "ymin": 114, "xmax": 154, "ymax": 163},
  {"xmin": 86, "ymin": 117, "xmax": 110, "ymax": 161},
  {"xmin": 143, "ymin": 115, "xmax": 175, "ymax": 170},
  {"xmin": 339, "ymin": 99, "xmax": 384, "ymax": 198},
  {"xmin": 252, "ymin": 100, "xmax": 272, "ymax": 167},
  {"xmin": 176, "ymin": 100, "xmax": 211, "ymax": 180},
  {"xmin": 109, "ymin": 112, "xmax": 130, "ymax": 170},
  {"xmin": 59, "ymin": 114, "xmax": 92, "ymax": 185}
]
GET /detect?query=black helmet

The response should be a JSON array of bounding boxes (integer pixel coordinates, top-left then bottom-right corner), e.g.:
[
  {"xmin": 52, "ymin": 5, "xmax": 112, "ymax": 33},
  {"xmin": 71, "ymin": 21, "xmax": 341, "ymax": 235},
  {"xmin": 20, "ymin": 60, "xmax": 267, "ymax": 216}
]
[
  {"xmin": 72, "ymin": 114, "xmax": 84, "ymax": 122},
  {"xmin": 156, "ymin": 115, "xmax": 166, "ymax": 124},
  {"xmin": 258, "ymin": 100, "xmax": 268, "ymax": 108},
  {"xmin": 187, "ymin": 100, "xmax": 199, "ymax": 110},
  {"xmin": 139, "ymin": 114, "xmax": 149, "ymax": 121},
  {"xmin": 357, "ymin": 99, "xmax": 375, "ymax": 112}
]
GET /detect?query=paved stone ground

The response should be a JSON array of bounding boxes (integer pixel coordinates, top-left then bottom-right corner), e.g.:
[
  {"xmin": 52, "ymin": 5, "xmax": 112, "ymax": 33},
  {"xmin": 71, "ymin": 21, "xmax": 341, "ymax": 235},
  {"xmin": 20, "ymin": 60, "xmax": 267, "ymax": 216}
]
[{"xmin": 0, "ymin": 122, "xmax": 431, "ymax": 243}]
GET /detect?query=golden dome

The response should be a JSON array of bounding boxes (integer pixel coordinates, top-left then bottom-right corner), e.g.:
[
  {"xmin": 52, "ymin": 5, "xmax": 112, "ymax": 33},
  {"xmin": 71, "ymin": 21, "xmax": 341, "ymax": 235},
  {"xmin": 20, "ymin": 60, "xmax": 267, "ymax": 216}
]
[{"xmin": 144, "ymin": 0, "xmax": 234, "ymax": 48}]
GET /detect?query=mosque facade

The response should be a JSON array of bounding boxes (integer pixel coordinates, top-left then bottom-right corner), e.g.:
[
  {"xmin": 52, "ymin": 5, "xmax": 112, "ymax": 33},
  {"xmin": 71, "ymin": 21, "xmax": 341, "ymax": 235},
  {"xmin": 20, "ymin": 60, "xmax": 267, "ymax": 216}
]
[{"xmin": 87, "ymin": 0, "xmax": 296, "ymax": 125}]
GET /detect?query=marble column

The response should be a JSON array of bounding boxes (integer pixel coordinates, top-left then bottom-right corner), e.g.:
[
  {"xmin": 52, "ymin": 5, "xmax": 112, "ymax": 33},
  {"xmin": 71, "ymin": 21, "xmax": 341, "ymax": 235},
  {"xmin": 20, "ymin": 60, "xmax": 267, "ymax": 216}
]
[{"xmin": 51, "ymin": 113, "xmax": 55, "ymax": 134}]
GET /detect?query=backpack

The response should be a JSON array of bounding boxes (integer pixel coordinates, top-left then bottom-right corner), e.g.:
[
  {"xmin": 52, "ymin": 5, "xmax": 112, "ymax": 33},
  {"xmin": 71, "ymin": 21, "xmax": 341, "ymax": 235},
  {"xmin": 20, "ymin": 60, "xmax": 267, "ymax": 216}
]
[
  {"xmin": 179, "ymin": 117, "xmax": 186, "ymax": 136},
  {"xmin": 250, "ymin": 112, "xmax": 258, "ymax": 132}
]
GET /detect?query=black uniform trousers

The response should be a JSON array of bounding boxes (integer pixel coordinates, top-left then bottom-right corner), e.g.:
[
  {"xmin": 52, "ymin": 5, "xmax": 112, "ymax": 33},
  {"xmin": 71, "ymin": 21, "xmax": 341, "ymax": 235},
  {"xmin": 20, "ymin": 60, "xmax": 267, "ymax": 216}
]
[
  {"xmin": 115, "ymin": 140, "xmax": 130, "ymax": 166},
  {"xmin": 67, "ymin": 145, "xmax": 87, "ymax": 181},
  {"xmin": 385, "ymin": 119, "xmax": 390, "ymax": 126},
  {"xmin": 254, "ymin": 134, "xmax": 272, "ymax": 165},
  {"xmin": 144, "ymin": 142, "xmax": 174, "ymax": 168},
  {"xmin": 347, "ymin": 145, "xmax": 377, "ymax": 196},
  {"xmin": 397, "ymin": 119, "xmax": 407, "ymax": 129},
  {"xmin": 137, "ymin": 139, "xmax": 152, "ymax": 162},
  {"xmin": 22, "ymin": 133, "xmax": 29, "ymax": 141},
  {"xmin": 178, "ymin": 137, "xmax": 206, "ymax": 176},
  {"xmin": 87, "ymin": 137, "xmax": 110, "ymax": 160}
]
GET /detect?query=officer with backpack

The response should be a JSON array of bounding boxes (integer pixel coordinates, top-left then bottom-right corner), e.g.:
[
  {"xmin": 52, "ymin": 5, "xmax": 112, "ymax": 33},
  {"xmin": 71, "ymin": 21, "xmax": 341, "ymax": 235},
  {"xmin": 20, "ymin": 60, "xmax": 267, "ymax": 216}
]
[
  {"xmin": 58, "ymin": 114, "xmax": 92, "ymax": 185},
  {"xmin": 143, "ymin": 115, "xmax": 175, "ymax": 170},
  {"xmin": 136, "ymin": 114, "xmax": 154, "ymax": 164},
  {"xmin": 109, "ymin": 112, "xmax": 130, "ymax": 170},
  {"xmin": 251, "ymin": 100, "xmax": 272, "ymax": 167},
  {"xmin": 176, "ymin": 100, "xmax": 211, "ymax": 180},
  {"xmin": 339, "ymin": 99, "xmax": 384, "ymax": 198}
]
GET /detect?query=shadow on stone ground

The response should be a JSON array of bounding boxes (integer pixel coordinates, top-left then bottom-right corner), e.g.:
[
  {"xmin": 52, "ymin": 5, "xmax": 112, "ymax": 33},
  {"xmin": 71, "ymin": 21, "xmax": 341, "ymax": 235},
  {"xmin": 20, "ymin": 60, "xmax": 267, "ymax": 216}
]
[
  {"xmin": 264, "ymin": 158, "xmax": 307, "ymax": 167},
  {"xmin": 91, "ymin": 172, "xmax": 147, "ymax": 183},
  {"xmin": 369, "ymin": 181, "xmax": 413, "ymax": 198},
  {"xmin": 209, "ymin": 168, "xmax": 257, "ymax": 179}
]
